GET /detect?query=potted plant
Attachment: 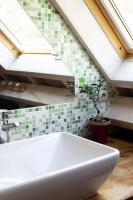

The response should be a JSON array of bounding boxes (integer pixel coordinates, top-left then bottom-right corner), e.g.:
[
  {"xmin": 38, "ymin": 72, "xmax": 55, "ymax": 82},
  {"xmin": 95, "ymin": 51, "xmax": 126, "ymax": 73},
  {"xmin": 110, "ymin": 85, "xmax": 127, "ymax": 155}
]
[{"xmin": 79, "ymin": 77, "xmax": 111, "ymax": 144}]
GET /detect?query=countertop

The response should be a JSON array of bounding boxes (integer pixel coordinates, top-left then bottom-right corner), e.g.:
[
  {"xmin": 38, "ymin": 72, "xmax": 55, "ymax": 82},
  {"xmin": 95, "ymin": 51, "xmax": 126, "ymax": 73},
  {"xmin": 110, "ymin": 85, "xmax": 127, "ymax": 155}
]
[{"xmin": 86, "ymin": 136, "xmax": 133, "ymax": 200}]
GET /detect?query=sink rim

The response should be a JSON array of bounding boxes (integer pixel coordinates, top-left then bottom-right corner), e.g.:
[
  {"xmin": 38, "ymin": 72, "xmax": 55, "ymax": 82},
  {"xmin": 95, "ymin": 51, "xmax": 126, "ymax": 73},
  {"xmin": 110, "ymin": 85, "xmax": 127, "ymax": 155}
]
[{"xmin": 0, "ymin": 132, "xmax": 120, "ymax": 192}]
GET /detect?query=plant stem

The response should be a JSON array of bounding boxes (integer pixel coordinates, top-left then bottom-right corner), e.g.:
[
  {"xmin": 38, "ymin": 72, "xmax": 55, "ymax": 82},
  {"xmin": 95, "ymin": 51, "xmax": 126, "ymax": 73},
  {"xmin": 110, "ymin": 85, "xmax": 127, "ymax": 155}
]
[{"xmin": 93, "ymin": 99, "xmax": 100, "ymax": 117}]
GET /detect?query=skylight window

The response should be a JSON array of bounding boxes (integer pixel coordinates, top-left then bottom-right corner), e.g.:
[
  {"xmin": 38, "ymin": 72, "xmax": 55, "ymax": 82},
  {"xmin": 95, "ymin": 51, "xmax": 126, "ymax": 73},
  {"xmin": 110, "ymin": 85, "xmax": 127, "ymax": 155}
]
[
  {"xmin": 100, "ymin": 0, "xmax": 133, "ymax": 50},
  {"xmin": 0, "ymin": 0, "xmax": 53, "ymax": 53}
]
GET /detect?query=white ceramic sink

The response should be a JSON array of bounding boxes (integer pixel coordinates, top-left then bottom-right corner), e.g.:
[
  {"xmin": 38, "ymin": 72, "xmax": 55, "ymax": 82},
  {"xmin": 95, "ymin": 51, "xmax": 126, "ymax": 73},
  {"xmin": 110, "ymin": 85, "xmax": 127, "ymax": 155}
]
[{"xmin": 0, "ymin": 132, "xmax": 119, "ymax": 200}]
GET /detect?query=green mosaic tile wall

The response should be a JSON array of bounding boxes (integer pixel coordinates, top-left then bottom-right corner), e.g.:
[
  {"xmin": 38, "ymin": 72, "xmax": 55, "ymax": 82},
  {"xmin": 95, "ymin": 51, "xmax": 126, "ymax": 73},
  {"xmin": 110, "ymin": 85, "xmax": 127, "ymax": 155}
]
[{"xmin": 7, "ymin": 0, "xmax": 114, "ymax": 141}]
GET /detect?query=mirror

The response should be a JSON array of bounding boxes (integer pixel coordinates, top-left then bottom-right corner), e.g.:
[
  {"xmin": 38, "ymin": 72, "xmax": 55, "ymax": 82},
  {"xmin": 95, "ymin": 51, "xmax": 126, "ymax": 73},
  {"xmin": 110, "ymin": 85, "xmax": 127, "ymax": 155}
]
[{"xmin": 0, "ymin": 73, "xmax": 75, "ymax": 110}]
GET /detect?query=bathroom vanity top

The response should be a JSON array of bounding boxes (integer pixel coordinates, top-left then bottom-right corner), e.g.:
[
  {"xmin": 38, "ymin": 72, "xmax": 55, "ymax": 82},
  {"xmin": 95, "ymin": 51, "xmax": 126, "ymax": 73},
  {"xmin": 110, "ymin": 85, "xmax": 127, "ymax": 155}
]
[{"xmin": 86, "ymin": 136, "xmax": 133, "ymax": 200}]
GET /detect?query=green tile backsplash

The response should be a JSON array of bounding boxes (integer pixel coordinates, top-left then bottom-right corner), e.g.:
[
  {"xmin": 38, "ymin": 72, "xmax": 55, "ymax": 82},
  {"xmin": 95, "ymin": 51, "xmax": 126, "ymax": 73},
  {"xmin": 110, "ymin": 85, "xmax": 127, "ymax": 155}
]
[{"xmin": 7, "ymin": 0, "xmax": 114, "ymax": 141}]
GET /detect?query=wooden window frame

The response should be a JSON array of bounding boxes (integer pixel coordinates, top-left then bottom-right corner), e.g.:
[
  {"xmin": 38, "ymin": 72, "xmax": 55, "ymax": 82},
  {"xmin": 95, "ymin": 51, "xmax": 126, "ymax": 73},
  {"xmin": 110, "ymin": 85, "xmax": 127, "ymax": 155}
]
[
  {"xmin": 84, "ymin": 0, "xmax": 133, "ymax": 59},
  {"xmin": 0, "ymin": 30, "xmax": 53, "ymax": 56},
  {"xmin": 0, "ymin": 31, "xmax": 20, "ymax": 56}
]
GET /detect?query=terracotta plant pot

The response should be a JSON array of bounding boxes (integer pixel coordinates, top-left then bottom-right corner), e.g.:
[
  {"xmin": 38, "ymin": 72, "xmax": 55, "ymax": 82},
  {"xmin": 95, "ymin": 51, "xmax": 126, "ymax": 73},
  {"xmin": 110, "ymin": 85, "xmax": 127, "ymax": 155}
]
[{"xmin": 89, "ymin": 117, "xmax": 111, "ymax": 144}]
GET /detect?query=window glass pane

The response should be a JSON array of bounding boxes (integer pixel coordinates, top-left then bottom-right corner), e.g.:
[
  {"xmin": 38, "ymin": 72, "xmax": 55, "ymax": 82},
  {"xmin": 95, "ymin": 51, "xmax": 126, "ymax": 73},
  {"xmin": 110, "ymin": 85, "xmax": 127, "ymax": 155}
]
[
  {"xmin": 112, "ymin": 0, "xmax": 133, "ymax": 37},
  {"xmin": 101, "ymin": 0, "xmax": 133, "ymax": 49},
  {"xmin": 0, "ymin": 0, "xmax": 52, "ymax": 51}
]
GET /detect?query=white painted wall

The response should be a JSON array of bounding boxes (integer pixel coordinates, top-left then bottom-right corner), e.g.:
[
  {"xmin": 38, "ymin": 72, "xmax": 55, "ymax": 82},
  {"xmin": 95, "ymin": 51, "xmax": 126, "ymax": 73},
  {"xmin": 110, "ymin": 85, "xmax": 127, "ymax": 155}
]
[
  {"xmin": 0, "ymin": 42, "xmax": 16, "ymax": 68},
  {"xmin": 50, "ymin": 0, "xmax": 122, "ymax": 79},
  {"xmin": 7, "ymin": 54, "xmax": 74, "ymax": 77},
  {"xmin": 111, "ymin": 60, "xmax": 133, "ymax": 88},
  {"xmin": 0, "ymin": 43, "xmax": 74, "ymax": 80},
  {"xmin": 105, "ymin": 96, "xmax": 133, "ymax": 129}
]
